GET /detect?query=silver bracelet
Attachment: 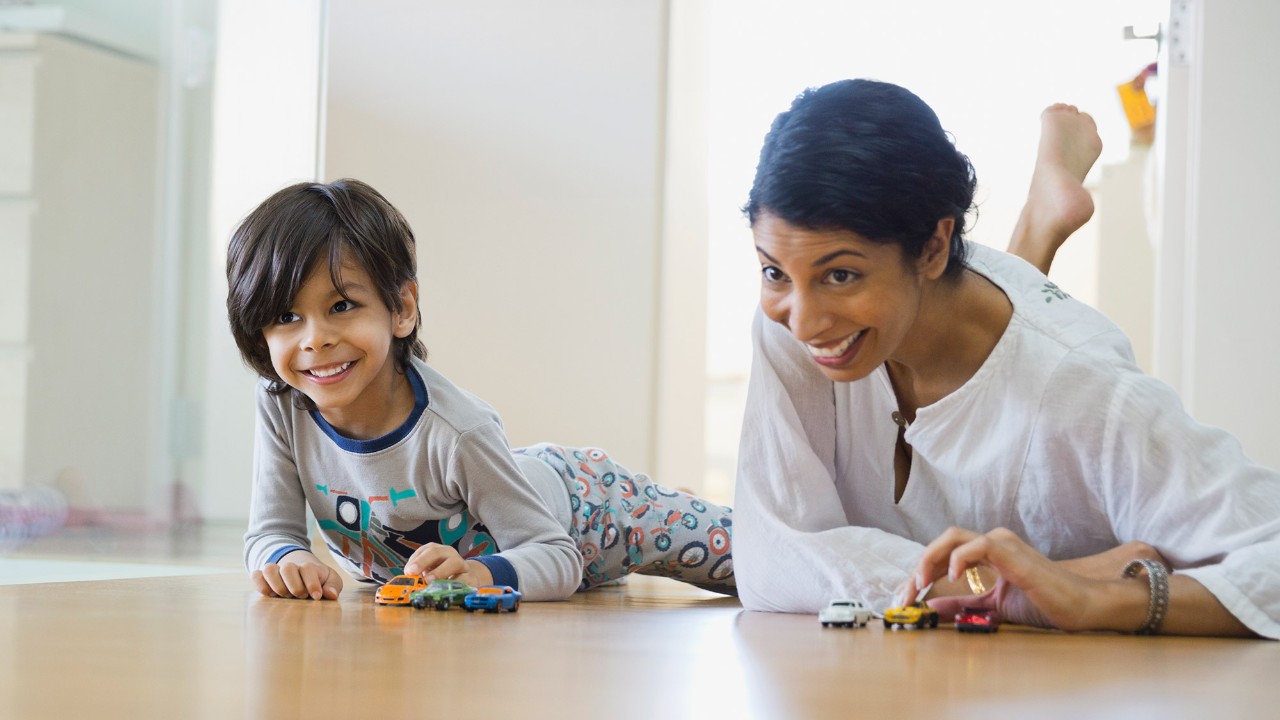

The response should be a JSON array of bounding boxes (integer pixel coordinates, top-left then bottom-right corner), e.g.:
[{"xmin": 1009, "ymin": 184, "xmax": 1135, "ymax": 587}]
[{"xmin": 1121, "ymin": 558, "xmax": 1169, "ymax": 635}]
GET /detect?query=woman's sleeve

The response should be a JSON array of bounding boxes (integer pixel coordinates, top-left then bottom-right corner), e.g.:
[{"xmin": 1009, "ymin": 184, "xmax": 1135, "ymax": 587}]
[
  {"xmin": 243, "ymin": 388, "xmax": 312, "ymax": 573},
  {"xmin": 1089, "ymin": 364, "xmax": 1280, "ymax": 639},
  {"xmin": 445, "ymin": 423, "xmax": 583, "ymax": 601},
  {"xmin": 734, "ymin": 308, "xmax": 927, "ymax": 614}
]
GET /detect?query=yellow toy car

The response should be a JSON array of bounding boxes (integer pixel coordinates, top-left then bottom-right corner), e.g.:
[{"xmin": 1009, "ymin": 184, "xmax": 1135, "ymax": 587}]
[
  {"xmin": 883, "ymin": 601, "xmax": 939, "ymax": 629},
  {"xmin": 374, "ymin": 574, "xmax": 429, "ymax": 605}
]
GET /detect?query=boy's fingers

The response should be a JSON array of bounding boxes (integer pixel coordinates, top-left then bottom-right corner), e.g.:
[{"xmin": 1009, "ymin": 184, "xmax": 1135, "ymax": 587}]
[
  {"xmin": 279, "ymin": 563, "xmax": 310, "ymax": 598},
  {"xmin": 321, "ymin": 567, "xmax": 343, "ymax": 600},
  {"xmin": 403, "ymin": 544, "xmax": 436, "ymax": 575},
  {"xmin": 260, "ymin": 564, "xmax": 290, "ymax": 597},
  {"xmin": 301, "ymin": 565, "xmax": 325, "ymax": 600},
  {"xmin": 251, "ymin": 570, "xmax": 277, "ymax": 597},
  {"xmin": 423, "ymin": 554, "xmax": 468, "ymax": 582}
]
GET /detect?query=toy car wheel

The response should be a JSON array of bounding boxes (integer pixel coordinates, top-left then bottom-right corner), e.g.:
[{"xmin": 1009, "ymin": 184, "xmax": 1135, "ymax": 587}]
[
  {"xmin": 509, "ymin": 600, "xmax": 519, "ymax": 612},
  {"xmin": 410, "ymin": 597, "xmax": 426, "ymax": 610},
  {"xmin": 883, "ymin": 619, "xmax": 893, "ymax": 629},
  {"xmin": 929, "ymin": 616, "xmax": 938, "ymax": 629},
  {"xmin": 821, "ymin": 622, "xmax": 830, "ymax": 628},
  {"xmin": 436, "ymin": 599, "xmax": 451, "ymax": 611},
  {"xmin": 486, "ymin": 607, "xmax": 499, "ymax": 614},
  {"xmin": 464, "ymin": 606, "xmax": 475, "ymax": 613}
]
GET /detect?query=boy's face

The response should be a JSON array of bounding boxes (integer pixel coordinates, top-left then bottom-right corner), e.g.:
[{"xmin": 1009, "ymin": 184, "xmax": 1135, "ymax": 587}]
[{"xmin": 261, "ymin": 253, "xmax": 418, "ymax": 439}]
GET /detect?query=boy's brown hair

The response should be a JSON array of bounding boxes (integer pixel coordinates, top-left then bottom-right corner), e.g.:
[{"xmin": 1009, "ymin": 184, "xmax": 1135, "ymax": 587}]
[{"xmin": 226, "ymin": 178, "xmax": 426, "ymax": 404}]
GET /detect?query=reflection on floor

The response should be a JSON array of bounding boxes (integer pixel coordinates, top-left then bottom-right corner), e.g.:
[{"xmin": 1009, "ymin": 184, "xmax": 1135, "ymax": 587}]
[{"xmin": 0, "ymin": 520, "xmax": 246, "ymax": 585}]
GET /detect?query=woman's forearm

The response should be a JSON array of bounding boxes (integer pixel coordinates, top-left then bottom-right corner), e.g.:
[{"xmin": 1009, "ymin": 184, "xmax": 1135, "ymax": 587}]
[{"xmin": 1089, "ymin": 574, "xmax": 1257, "ymax": 638}]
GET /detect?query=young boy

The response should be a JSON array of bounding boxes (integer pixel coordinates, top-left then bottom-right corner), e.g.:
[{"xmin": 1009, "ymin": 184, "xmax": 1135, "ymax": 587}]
[{"xmin": 227, "ymin": 179, "xmax": 734, "ymax": 601}]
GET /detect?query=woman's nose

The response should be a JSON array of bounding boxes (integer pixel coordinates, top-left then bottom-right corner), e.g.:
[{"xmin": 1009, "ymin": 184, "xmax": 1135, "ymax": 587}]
[{"xmin": 783, "ymin": 288, "xmax": 833, "ymax": 344}]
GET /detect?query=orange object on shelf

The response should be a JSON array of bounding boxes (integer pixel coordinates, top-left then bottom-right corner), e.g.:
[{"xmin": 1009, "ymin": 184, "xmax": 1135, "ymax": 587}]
[{"xmin": 1117, "ymin": 77, "xmax": 1156, "ymax": 130}]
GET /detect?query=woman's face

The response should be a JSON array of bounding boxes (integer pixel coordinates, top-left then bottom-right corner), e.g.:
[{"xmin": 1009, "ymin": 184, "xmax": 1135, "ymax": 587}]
[{"xmin": 754, "ymin": 212, "xmax": 931, "ymax": 383}]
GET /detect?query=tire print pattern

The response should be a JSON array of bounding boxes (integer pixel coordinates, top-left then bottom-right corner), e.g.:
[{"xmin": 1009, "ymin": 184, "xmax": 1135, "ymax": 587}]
[{"xmin": 516, "ymin": 443, "xmax": 735, "ymax": 595}]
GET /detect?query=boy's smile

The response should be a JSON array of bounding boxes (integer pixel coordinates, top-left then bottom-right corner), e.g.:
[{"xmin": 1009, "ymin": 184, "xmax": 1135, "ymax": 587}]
[{"xmin": 260, "ymin": 252, "xmax": 419, "ymax": 439}]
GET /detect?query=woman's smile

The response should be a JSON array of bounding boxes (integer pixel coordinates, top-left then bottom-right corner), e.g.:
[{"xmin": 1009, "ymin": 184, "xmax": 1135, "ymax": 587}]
[{"xmin": 807, "ymin": 330, "xmax": 865, "ymax": 367}]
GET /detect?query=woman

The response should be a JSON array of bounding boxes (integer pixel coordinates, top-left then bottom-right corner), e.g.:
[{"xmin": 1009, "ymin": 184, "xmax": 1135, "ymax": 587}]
[{"xmin": 733, "ymin": 79, "xmax": 1278, "ymax": 638}]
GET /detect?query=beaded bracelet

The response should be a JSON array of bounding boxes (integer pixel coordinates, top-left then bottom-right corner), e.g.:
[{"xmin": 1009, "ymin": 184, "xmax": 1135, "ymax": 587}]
[{"xmin": 1121, "ymin": 558, "xmax": 1169, "ymax": 635}]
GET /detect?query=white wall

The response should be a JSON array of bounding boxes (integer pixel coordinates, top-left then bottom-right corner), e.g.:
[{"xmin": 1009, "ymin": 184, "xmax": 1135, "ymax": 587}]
[
  {"xmin": 1156, "ymin": 0, "xmax": 1280, "ymax": 471},
  {"xmin": 323, "ymin": 0, "xmax": 673, "ymax": 474},
  {"xmin": 195, "ymin": 0, "xmax": 322, "ymax": 522}
]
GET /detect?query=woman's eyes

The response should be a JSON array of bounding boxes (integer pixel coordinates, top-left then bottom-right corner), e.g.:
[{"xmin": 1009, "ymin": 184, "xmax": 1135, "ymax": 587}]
[
  {"xmin": 827, "ymin": 269, "xmax": 860, "ymax": 285},
  {"xmin": 760, "ymin": 266, "xmax": 860, "ymax": 286},
  {"xmin": 761, "ymin": 266, "xmax": 787, "ymax": 283}
]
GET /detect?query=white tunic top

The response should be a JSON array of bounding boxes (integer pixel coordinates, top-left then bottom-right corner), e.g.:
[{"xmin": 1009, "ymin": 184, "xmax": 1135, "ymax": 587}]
[{"xmin": 734, "ymin": 243, "xmax": 1280, "ymax": 638}]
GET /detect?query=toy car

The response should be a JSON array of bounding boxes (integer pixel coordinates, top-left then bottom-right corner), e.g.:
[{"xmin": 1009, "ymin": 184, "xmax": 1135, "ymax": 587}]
[
  {"xmin": 375, "ymin": 574, "xmax": 429, "ymax": 605},
  {"xmin": 955, "ymin": 607, "xmax": 1000, "ymax": 633},
  {"xmin": 819, "ymin": 599, "xmax": 873, "ymax": 628},
  {"xmin": 463, "ymin": 585, "xmax": 522, "ymax": 613},
  {"xmin": 409, "ymin": 579, "xmax": 474, "ymax": 610},
  {"xmin": 883, "ymin": 601, "xmax": 939, "ymax": 629}
]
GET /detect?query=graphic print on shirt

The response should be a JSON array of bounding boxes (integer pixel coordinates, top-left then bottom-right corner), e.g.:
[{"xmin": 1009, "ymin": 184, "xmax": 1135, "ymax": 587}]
[
  {"xmin": 314, "ymin": 483, "xmax": 497, "ymax": 584},
  {"xmin": 1040, "ymin": 281, "xmax": 1071, "ymax": 303}
]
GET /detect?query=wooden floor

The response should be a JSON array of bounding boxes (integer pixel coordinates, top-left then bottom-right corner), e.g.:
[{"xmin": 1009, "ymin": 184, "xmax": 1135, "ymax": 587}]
[{"xmin": 2, "ymin": 526, "xmax": 1278, "ymax": 718}]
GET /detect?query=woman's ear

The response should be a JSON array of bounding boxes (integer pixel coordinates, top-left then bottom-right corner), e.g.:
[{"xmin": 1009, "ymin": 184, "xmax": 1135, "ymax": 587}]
[
  {"xmin": 393, "ymin": 280, "xmax": 419, "ymax": 338},
  {"xmin": 918, "ymin": 218, "xmax": 954, "ymax": 280}
]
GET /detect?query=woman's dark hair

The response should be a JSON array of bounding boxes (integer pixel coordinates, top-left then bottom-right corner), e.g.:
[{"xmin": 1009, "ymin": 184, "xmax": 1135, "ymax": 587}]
[
  {"xmin": 744, "ymin": 79, "xmax": 977, "ymax": 277},
  {"xmin": 225, "ymin": 178, "xmax": 426, "ymax": 405}
]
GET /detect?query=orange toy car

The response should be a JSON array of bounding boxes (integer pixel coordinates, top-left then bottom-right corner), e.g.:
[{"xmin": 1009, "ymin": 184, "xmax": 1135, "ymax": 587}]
[{"xmin": 375, "ymin": 574, "xmax": 428, "ymax": 605}]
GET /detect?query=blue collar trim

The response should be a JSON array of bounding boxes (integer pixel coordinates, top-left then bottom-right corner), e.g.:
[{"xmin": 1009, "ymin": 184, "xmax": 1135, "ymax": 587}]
[{"xmin": 309, "ymin": 364, "xmax": 429, "ymax": 453}]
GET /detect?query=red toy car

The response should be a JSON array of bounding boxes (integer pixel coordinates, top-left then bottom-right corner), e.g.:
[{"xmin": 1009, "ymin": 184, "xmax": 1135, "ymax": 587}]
[{"xmin": 955, "ymin": 607, "xmax": 1000, "ymax": 633}]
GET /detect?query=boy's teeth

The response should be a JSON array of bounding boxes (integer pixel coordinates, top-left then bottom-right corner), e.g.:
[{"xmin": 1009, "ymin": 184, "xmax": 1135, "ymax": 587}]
[
  {"xmin": 310, "ymin": 362, "xmax": 351, "ymax": 378},
  {"xmin": 809, "ymin": 331, "xmax": 862, "ymax": 358}
]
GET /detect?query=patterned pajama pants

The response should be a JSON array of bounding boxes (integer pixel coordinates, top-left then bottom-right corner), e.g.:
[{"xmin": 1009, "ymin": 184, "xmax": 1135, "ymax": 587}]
[{"xmin": 514, "ymin": 443, "xmax": 735, "ymax": 595}]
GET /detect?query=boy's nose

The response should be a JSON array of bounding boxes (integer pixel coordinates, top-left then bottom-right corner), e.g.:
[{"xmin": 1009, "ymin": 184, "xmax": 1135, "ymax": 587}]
[{"xmin": 301, "ymin": 321, "xmax": 336, "ymax": 352}]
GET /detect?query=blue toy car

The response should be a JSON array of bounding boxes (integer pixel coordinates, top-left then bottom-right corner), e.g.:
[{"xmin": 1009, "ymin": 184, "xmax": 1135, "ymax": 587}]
[{"xmin": 464, "ymin": 585, "xmax": 522, "ymax": 613}]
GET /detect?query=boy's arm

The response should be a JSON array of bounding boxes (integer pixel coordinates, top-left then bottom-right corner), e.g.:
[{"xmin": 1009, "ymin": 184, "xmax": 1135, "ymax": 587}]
[
  {"xmin": 445, "ymin": 423, "xmax": 583, "ymax": 601},
  {"xmin": 243, "ymin": 387, "xmax": 318, "ymax": 584}
]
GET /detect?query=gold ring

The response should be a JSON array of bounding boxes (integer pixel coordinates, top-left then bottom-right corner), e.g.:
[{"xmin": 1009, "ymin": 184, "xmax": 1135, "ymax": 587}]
[{"xmin": 965, "ymin": 567, "xmax": 987, "ymax": 595}]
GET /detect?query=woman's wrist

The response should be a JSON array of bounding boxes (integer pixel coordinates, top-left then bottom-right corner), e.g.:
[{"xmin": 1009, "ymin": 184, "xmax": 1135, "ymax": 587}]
[{"xmin": 1087, "ymin": 576, "xmax": 1154, "ymax": 633}]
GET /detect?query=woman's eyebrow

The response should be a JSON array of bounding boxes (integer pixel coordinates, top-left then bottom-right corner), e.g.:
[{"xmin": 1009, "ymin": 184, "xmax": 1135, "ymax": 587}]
[
  {"xmin": 756, "ymin": 247, "xmax": 779, "ymax": 264},
  {"xmin": 811, "ymin": 249, "xmax": 867, "ymax": 266}
]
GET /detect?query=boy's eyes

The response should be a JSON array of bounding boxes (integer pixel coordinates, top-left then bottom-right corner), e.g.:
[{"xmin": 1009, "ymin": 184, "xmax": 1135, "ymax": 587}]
[{"xmin": 274, "ymin": 300, "xmax": 357, "ymax": 325}]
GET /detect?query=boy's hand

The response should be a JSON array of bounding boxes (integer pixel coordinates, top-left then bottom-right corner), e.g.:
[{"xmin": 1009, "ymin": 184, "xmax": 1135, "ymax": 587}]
[
  {"xmin": 403, "ymin": 543, "xmax": 494, "ymax": 588},
  {"xmin": 252, "ymin": 551, "xmax": 343, "ymax": 600}
]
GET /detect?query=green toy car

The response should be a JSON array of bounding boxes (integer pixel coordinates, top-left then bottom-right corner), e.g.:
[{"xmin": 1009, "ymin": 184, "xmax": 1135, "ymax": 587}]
[{"xmin": 409, "ymin": 579, "xmax": 474, "ymax": 610}]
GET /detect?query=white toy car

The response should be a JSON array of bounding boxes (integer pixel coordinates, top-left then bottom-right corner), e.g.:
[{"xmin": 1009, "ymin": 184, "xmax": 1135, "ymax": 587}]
[{"xmin": 819, "ymin": 599, "xmax": 873, "ymax": 628}]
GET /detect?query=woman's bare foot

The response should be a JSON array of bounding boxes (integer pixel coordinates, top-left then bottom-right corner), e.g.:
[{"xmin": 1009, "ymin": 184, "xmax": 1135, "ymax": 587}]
[{"xmin": 1007, "ymin": 103, "xmax": 1103, "ymax": 274}]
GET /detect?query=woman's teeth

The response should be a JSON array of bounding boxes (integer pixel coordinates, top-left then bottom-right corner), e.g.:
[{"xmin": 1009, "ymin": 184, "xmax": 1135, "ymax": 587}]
[
  {"xmin": 309, "ymin": 362, "xmax": 351, "ymax": 378},
  {"xmin": 808, "ymin": 331, "xmax": 862, "ymax": 358}
]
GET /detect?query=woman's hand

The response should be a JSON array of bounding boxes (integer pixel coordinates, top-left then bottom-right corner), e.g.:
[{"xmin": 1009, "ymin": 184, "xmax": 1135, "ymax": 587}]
[
  {"xmin": 252, "ymin": 550, "xmax": 343, "ymax": 600},
  {"xmin": 901, "ymin": 527, "xmax": 1116, "ymax": 631},
  {"xmin": 404, "ymin": 543, "xmax": 494, "ymax": 588}
]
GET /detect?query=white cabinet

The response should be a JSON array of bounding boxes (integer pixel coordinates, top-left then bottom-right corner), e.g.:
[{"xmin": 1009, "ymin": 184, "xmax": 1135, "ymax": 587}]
[
  {"xmin": 0, "ymin": 28, "xmax": 160, "ymax": 505},
  {"xmin": 0, "ymin": 34, "xmax": 37, "ymax": 489}
]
